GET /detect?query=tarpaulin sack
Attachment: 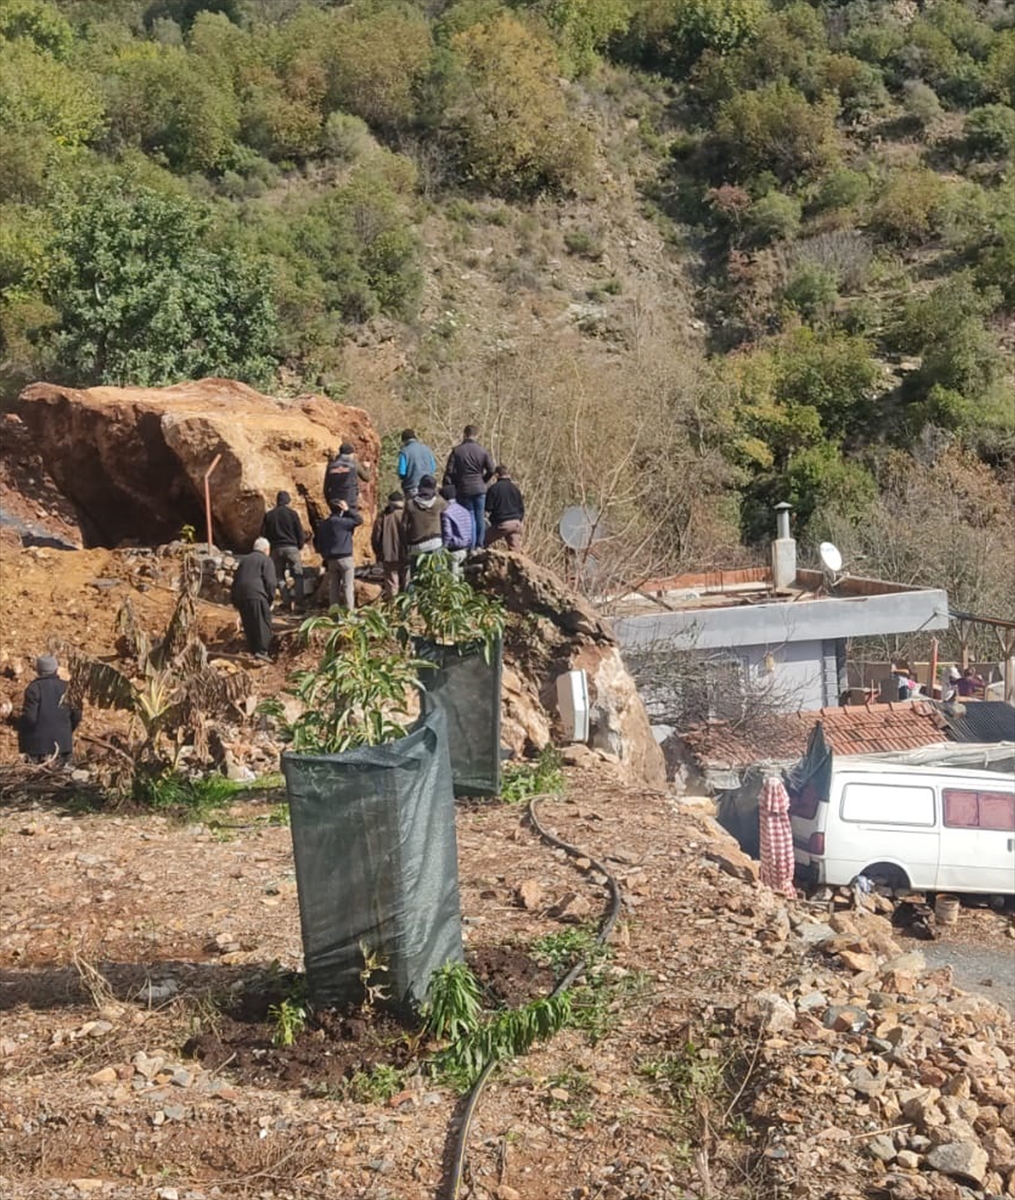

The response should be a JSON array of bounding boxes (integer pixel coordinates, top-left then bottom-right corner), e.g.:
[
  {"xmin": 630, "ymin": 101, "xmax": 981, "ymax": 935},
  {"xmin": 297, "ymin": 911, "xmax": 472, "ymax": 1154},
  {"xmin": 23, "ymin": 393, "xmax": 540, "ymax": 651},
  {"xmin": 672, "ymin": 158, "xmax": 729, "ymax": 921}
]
[
  {"xmin": 415, "ymin": 637, "xmax": 502, "ymax": 798},
  {"xmin": 282, "ymin": 702, "xmax": 463, "ymax": 1014}
]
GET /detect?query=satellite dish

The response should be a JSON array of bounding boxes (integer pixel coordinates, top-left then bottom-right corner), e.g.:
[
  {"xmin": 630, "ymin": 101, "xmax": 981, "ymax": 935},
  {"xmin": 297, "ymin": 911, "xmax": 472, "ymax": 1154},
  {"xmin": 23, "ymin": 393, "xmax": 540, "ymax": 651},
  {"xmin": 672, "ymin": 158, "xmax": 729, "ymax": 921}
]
[
  {"xmin": 558, "ymin": 505, "xmax": 602, "ymax": 551},
  {"xmin": 819, "ymin": 542, "xmax": 843, "ymax": 574}
]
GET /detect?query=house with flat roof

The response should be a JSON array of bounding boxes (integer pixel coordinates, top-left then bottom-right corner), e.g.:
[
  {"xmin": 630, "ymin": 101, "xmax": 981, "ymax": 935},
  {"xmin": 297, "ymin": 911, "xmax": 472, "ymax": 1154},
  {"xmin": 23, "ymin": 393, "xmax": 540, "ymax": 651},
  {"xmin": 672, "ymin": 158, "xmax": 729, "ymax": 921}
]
[{"xmin": 608, "ymin": 504, "xmax": 950, "ymax": 717}]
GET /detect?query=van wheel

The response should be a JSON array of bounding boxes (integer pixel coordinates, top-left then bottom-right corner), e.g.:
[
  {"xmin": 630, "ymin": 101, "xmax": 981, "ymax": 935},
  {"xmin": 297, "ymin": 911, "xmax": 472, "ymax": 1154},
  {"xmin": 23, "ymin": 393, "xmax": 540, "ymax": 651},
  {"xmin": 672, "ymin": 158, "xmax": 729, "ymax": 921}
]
[{"xmin": 860, "ymin": 862, "xmax": 910, "ymax": 891}]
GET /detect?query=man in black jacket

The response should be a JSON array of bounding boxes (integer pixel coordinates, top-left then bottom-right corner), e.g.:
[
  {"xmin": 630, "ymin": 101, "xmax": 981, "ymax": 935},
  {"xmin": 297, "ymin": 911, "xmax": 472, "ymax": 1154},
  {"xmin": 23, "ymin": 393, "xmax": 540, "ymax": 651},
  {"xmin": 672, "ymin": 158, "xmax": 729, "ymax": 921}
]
[
  {"xmin": 231, "ymin": 538, "xmax": 277, "ymax": 660},
  {"xmin": 19, "ymin": 654, "xmax": 81, "ymax": 764},
  {"xmin": 323, "ymin": 442, "xmax": 372, "ymax": 510},
  {"xmin": 313, "ymin": 498, "xmax": 364, "ymax": 610},
  {"xmin": 443, "ymin": 424, "xmax": 495, "ymax": 549},
  {"xmin": 260, "ymin": 491, "xmax": 305, "ymax": 610},
  {"xmin": 484, "ymin": 465, "xmax": 525, "ymax": 551}
]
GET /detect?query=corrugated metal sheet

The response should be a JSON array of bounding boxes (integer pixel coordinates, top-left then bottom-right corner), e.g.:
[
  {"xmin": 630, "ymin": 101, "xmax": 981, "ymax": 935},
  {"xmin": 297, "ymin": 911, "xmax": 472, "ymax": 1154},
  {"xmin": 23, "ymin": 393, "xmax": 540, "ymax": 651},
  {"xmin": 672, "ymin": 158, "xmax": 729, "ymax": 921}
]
[{"xmin": 940, "ymin": 701, "xmax": 1015, "ymax": 745}]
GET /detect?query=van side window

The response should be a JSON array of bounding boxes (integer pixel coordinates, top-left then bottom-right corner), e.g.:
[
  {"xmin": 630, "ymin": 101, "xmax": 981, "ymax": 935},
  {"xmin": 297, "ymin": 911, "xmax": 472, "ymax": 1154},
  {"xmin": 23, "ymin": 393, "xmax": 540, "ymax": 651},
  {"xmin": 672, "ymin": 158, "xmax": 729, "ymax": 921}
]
[
  {"xmin": 840, "ymin": 783, "xmax": 935, "ymax": 826},
  {"xmin": 943, "ymin": 789, "xmax": 1015, "ymax": 832}
]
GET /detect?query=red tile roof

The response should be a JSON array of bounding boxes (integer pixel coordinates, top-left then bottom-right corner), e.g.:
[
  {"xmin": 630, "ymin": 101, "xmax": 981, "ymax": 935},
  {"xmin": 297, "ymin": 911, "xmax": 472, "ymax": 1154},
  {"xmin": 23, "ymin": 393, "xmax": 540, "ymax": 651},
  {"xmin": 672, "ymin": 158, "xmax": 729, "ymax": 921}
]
[{"xmin": 680, "ymin": 701, "xmax": 949, "ymax": 769}]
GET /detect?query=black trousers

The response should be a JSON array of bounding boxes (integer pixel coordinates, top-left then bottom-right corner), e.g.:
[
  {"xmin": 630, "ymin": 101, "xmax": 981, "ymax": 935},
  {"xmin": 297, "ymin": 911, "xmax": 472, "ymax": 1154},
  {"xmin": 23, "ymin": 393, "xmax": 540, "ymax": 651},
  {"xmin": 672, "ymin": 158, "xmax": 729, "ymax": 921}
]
[{"xmin": 237, "ymin": 597, "xmax": 273, "ymax": 655}]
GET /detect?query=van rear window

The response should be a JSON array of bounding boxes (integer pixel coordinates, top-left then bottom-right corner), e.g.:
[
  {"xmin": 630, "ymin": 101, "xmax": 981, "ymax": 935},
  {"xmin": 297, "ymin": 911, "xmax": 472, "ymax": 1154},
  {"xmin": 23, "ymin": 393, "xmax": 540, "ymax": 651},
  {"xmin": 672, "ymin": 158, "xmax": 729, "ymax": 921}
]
[
  {"xmin": 789, "ymin": 781, "xmax": 821, "ymax": 820},
  {"xmin": 943, "ymin": 789, "xmax": 1015, "ymax": 832},
  {"xmin": 840, "ymin": 783, "xmax": 935, "ymax": 826}
]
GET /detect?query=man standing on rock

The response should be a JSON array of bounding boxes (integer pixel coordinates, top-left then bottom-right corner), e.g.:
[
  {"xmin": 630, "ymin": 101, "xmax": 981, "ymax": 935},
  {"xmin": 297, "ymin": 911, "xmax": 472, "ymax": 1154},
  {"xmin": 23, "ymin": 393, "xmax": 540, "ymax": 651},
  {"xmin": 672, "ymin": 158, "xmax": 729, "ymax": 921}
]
[
  {"xmin": 443, "ymin": 425, "xmax": 495, "ymax": 549},
  {"xmin": 402, "ymin": 474, "xmax": 447, "ymax": 577},
  {"xmin": 18, "ymin": 654, "xmax": 81, "ymax": 765},
  {"xmin": 323, "ymin": 442, "xmax": 371, "ymax": 511},
  {"xmin": 260, "ymin": 491, "xmax": 305, "ymax": 611},
  {"xmin": 484, "ymin": 465, "xmax": 525, "ymax": 551},
  {"xmin": 397, "ymin": 429, "xmax": 436, "ymax": 499},
  {"xmin": 314, "ymin": 498, "xmax": 363, "ymax": 610},
  {"xmin": 439, "ymin": 484, "xmax": 473, "ymax": 576},
  {"xmin": 230, "ymin": 538, "xmax": 277, "ymax": 661}
]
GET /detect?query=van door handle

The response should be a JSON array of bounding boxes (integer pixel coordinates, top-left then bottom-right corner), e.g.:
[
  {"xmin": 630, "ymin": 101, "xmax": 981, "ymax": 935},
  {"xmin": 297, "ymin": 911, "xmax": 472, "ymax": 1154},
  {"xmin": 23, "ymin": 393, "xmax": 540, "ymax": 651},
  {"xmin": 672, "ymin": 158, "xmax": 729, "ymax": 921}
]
[{"xmin": 1009, "ymin": 838, "xmax": 1014, "ymax": 852}]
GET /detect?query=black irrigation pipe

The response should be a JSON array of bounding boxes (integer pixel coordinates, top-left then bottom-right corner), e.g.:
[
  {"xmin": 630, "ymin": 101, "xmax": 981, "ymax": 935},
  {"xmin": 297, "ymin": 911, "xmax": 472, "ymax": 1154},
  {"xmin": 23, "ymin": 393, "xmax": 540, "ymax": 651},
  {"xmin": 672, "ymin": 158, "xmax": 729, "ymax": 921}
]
[{"xmin": 442, "ymin": 792, "xmax": 624, "ymax": 1200}]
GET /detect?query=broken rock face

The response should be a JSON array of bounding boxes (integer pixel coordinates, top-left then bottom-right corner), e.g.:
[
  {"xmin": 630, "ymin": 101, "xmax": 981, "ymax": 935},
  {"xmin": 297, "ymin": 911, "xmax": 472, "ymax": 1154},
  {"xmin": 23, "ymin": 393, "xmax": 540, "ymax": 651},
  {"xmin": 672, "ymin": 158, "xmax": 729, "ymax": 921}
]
[
  {"xmin": 17, "ymin": 378, "xmax": 380, "ymax": 556},
  {"xmin": 477, "ymin": 551, "xmax": 666, "ymax": 790}
]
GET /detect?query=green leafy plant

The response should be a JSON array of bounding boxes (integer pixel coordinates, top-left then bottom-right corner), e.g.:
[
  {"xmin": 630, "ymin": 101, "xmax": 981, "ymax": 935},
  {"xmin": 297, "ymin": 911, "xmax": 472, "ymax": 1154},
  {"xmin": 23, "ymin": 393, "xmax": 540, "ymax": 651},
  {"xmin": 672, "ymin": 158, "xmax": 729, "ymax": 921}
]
[
  {"xmin": 393, "ymin": 552, "xmax": 506, "ymax": 655},
  {"xmin": 268, "ymin": 996, "xmax": 308, "ymax": 1048},
  {"xmin": 263, "ymin": 606, "xmax": 429, "ymax": 754},
  {"xmin": 424, "ymin": 960, "xmax": 483, "ymax": 1043},
  {"xmin": 499, "ymin": 745, "xmax": 564, "ymax": 803},
  {"xmin": 178, "ymin": 524, "xmax": 197, "ymax": 544},
  {"xmin": 345, "ymin": 1064, "xmax": 406, "ymax": 1103}
]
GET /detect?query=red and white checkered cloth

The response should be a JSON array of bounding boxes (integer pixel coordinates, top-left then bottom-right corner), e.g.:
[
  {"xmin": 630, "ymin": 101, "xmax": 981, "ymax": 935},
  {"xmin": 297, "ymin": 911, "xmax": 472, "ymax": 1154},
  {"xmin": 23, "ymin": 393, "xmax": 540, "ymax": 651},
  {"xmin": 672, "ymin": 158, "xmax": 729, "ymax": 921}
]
[{"xmin": 759, "ymin": 776, "xmax": 796, "ymax": 899}]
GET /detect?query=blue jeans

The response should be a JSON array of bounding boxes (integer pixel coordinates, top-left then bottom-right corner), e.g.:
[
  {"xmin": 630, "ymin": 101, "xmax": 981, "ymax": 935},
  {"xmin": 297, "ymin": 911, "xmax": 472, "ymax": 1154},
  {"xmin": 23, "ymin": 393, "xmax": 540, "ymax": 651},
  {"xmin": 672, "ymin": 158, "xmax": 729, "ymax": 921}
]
[{"xmin": 463, "ymin": 492, "xmax": 486, "ymax": 548}]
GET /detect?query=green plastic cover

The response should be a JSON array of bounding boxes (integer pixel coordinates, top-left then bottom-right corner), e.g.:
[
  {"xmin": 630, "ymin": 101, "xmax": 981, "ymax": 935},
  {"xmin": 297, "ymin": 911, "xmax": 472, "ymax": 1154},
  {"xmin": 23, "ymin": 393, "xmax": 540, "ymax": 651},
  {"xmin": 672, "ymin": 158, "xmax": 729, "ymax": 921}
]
[
  {"xmin": 282, "ymin": 702, "xmax": 463, "ymax": 1014},
  {"xmin": 416, "ymin": 637, "xmax": 502, "ymax": 798}
]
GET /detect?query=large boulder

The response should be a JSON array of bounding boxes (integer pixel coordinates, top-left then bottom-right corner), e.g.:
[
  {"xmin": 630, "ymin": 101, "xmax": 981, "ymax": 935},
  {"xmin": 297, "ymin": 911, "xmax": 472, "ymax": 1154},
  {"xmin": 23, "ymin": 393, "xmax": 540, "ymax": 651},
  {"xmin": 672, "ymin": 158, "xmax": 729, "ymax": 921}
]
[
  {"xmin": 16, "ymin": 378, "xmax": 380, "ymax": 558},
  {"xmin": 477, "ymin": 551, "xmax": 667, "ymax": 790}
]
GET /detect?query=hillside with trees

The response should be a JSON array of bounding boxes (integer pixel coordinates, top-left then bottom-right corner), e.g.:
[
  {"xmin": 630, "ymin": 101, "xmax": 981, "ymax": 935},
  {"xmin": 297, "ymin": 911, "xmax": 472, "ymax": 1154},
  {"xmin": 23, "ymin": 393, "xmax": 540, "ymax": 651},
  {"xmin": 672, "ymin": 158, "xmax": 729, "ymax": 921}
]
[{"xmin": 1, "ymin": 0, "xmax": 1013, "ymax": 626}]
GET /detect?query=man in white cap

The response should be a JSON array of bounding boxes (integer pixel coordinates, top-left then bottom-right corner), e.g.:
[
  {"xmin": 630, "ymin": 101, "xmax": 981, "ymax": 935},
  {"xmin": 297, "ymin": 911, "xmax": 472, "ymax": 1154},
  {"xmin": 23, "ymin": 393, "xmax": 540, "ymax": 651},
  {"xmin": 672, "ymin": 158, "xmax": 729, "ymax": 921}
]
[
  {"xmin": 230, "ymin": 538, "xmax": 277, "ymax": 660},
  {"xmin": 19, "ymin": 654, "xmax": 81, "ymax": 764}
]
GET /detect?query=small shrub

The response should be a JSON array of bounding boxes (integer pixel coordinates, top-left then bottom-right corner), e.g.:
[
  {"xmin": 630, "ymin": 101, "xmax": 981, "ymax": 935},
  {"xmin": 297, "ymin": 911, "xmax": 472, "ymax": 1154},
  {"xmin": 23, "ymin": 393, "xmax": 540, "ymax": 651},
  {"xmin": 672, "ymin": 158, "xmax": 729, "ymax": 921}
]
[
  {"xmin": 500, "ymin": 745, "xmax": 565, "ymax": 803},
  {"xmin": 812, "ymin": 168, "xmax": 870, "ymax": 213},
  {"xmin": 902, "ymin": 80, "xmax": 943, "ymax": 135},
  {"xmin": 782, "ymin": 262, "xmax": 838, "ymax": 322},
  {"xmin": 563, "ymin": 227, "xmax": 603, "ymax": 258},
  {"xmin": 745, "ymin": 190, "xmax": 802, "ymax": 245},
  {"xmin": 322, "ymin": 111, "xmax": 373, "ymax": 162},
  {"xmin": 869, "ymin": 169, "xmax": 947, "ymax": 246},
  {"xmin": 963, "ymin": 104, "xmax": 1015, "ymax": 158}
]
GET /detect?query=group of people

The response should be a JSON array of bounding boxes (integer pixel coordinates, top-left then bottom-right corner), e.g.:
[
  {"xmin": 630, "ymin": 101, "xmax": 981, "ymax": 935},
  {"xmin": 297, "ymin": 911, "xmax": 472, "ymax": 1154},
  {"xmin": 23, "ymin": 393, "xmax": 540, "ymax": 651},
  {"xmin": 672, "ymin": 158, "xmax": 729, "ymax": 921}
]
[{"xmin": 231, "ymin": 425, "xmax": 525, "ymax": 657}]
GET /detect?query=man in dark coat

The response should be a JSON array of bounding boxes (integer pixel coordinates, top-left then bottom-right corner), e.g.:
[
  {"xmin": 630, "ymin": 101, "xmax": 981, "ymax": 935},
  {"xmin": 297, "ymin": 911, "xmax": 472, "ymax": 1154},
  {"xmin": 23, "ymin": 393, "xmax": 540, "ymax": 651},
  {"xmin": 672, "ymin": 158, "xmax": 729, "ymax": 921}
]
[
  {"xmin": 19, "ymin": 654, "xmax": 81, "ymax": 764},
  {"xmin": 371, "ymin": 491, "xmax": 407, "ymax": 600},
  {"xmin": 323, "ymin": 441, "xmax": 372, "ymax": 511},
  {"xmin": 314, "ymin": 498, "xmax": 364, "ymax": 610},
  {"xmin": 260, "ymin": 490, "xmax": 306, "ymax": 610},
  {"xmin": 231, "ymin": 538, "xmax": 277, "ymax": 660},
  {"xmin": 442, "ymin": 425, "xmax": 495, "ymax": 549},
  {"xmin": 402, "ymin": 474, "xmax": 447, "ymax": 579},
  {"xmin": 484, "ymin": 465, "xmax": 525, "ymax": 551}
]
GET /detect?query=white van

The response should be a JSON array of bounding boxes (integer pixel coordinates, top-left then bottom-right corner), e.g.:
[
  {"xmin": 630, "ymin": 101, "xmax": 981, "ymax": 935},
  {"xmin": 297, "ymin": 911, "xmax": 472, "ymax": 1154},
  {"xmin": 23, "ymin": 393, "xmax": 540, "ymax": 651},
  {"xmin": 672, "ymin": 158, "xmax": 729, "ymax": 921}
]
[{"xmin": 788, "ymin": 758, "xmax": 1015, "ymax": 895}]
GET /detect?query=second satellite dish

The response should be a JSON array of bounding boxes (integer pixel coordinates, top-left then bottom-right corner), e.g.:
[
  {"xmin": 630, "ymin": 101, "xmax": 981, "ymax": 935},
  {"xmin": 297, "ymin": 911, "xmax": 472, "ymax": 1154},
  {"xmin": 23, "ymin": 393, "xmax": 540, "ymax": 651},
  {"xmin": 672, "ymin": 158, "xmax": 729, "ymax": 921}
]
[
  {"xmin": 558, "ymin": 505, "xmax": 603, "ymax": 551},
  {"xmin": 819, "ymin": 542, "xmax": 843, "ymax": 574}
]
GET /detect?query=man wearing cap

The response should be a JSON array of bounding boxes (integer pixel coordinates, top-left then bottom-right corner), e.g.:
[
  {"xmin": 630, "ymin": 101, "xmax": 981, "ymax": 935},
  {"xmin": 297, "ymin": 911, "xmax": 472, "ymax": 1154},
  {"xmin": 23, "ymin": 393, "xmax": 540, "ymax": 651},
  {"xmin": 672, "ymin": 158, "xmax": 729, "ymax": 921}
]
[
  {"xmin": 19, "ymin": 654, "xmax": 81, "ymax": 765},
  {"xmin": 260, "ymin": 491, "xmax": 306, "ymax": 610},
  {"xmin": 323, "ymin": 442, "xmax": 372, "ymax": 511},
  {"xmin": 402, "ymin": 474, "xmax": 447, "ymax": 577},
  {"xmin": 372, "ymin": 491, "xmax": 407, "ymax": 600},
  {"xmin": 230, "ymin": 537, "xmax": 278, "ymax": 660}
]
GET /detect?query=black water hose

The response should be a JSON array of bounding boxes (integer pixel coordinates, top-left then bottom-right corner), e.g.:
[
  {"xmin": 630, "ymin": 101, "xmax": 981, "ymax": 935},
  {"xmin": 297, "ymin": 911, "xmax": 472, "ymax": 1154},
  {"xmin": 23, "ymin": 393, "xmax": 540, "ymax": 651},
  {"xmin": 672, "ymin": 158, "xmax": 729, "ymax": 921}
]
[{"xmin": 443, "ymin": 793, "xmax": 623, "ymax": 1200}]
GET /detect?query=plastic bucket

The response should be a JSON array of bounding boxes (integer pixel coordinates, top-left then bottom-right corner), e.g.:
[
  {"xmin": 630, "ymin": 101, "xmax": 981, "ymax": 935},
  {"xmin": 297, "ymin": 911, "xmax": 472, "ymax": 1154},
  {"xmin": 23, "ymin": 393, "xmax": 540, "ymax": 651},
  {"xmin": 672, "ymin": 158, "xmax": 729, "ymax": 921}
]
[{"xmin": 934, "ymin": 894, "xmax": 960, "ymax": 926}]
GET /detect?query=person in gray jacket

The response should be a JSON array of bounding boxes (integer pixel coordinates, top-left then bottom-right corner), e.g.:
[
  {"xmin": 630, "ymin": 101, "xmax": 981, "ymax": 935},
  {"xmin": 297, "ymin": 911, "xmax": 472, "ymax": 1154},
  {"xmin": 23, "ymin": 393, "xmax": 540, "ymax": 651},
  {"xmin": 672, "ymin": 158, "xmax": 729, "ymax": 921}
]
[{"xmin": 397, "ymin": 429, "xmax": 436, "ymax": 498}]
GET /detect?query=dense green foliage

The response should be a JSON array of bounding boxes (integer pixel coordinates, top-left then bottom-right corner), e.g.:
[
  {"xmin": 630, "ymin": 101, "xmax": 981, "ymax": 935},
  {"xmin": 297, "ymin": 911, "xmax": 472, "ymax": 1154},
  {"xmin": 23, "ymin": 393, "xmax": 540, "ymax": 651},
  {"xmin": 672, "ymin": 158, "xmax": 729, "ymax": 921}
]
[{"xmin": 1, "ymin": 0, "xmax": 1012, "ymax": 625}]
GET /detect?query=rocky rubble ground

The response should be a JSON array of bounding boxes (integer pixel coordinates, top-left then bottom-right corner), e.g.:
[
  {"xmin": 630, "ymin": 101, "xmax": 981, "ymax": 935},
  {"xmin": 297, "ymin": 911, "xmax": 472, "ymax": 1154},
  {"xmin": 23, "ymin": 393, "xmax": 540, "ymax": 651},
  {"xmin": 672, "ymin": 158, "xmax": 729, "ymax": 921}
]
[{"xmin": 0, "ymin": 771, "xmax": 1011, "ymax": 1200}]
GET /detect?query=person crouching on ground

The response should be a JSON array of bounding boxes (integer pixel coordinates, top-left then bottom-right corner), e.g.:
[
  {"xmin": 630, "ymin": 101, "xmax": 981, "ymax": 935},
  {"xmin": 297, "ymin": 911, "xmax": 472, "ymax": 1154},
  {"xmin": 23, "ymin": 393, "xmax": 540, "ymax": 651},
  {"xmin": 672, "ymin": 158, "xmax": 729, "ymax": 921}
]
[
  {"xmin": 484, "ymin": 465, "xmax": 525, "ymax": 551},
  {"xmin": 372, "ymin": 491, "xmax": 407, "ymax": 600},
  {"xmin": 231, "ymin": 537, "xmax": 278, "ymax": 661},
  {"xmin": 19, "ymin": 653, "xmax": 81, "ymax": 765},
  {"xmin": 314, "ymin": 498, "xmax": 363, "ymax": 610},
  {"xmin": 402, "ymin": 474, "xmax": 447, "ymax": 578},
  {"xmin": 260, "ymin": 490, "xmax": 306, "ymax": 611},
  {"xmin": 439, "ymin": 484, "xmax": 473, "ymax": 576}
]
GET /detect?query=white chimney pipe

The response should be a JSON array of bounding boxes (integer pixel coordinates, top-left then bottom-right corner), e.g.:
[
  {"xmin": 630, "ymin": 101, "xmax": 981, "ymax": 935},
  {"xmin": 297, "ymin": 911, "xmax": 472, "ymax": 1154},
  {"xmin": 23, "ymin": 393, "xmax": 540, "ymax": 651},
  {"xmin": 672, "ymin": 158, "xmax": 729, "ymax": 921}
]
[{"xmin": 772, "ymin": 502, "xmax": 797, "ymax": 590}]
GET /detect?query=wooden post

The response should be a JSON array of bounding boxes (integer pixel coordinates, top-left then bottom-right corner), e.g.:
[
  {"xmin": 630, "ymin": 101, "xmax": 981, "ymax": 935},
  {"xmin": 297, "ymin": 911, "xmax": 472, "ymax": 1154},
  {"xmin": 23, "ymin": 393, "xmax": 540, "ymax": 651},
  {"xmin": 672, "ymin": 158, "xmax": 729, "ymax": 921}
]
[
  {"xmin": 928, "ymin": 638, "xmax": 938, "ymax": 699},
  {"xmin": 204, "ymin": 453, "xmax": 222, "ymax": 550}
]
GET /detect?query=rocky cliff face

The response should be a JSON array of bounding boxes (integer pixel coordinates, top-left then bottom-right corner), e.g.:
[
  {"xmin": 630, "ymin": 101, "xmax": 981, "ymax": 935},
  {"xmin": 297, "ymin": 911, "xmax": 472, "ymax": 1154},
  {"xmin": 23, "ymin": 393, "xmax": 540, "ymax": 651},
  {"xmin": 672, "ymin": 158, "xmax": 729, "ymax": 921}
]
[
  {"xmin": 17, "ymin": 378, "xmax": 380, "ymax": 557},
  {"xmin": 478, "ymin": 550, "xmax": 667, "ymax": 790}
]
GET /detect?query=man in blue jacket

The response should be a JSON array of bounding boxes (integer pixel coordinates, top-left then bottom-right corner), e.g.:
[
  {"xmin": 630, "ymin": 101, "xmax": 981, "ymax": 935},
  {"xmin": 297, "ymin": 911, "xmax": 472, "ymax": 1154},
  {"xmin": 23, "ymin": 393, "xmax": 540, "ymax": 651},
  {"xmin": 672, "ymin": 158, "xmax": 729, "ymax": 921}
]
[
  {"xmin": 397, "ymin": 429, "xmax": 436, "ymax": 498},
  {"xmin": 313, "ymin": 499, "xmax": 364, "ymax": 610}
]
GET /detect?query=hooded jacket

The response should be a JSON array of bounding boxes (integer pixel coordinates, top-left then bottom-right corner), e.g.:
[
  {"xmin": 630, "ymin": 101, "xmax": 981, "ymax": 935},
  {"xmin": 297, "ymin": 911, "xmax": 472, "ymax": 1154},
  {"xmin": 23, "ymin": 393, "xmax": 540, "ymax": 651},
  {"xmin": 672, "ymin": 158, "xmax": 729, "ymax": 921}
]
[
  {"xmin": 260, "ymin": 501, "xmax": 305, "ymax": 550},
  {"xmin": 403, "ymin": 492, "xmax": 447, "ymax": 549}
]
